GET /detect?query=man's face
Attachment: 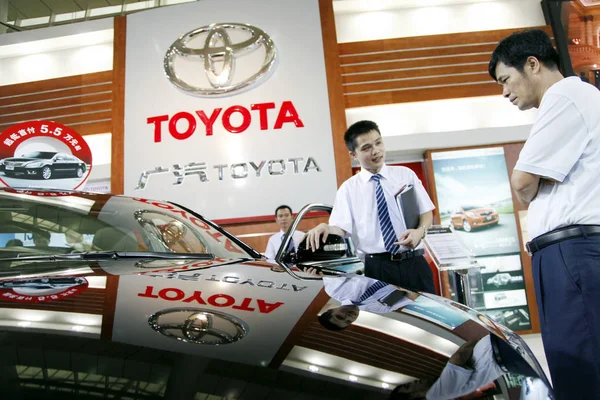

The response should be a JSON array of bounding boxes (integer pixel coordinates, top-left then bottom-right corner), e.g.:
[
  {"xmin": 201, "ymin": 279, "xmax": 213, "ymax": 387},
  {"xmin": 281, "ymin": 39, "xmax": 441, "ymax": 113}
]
[
  {"xmin": 350, "ymin": 130, "xmax": 385, "ymax": 173},
  {"xmin": 275, "ymin": 208, "xmax": 292, "ymax": 232},
  {"xmin": 328, "ymin": 305, "xmax": 360, "ymax": 329},
  {"xmin": 494, "ymin": 61, "xmax": 539, "ymax": 111},
  {"xmin": 34, "ymin": 235, "xmax": 50, "ymax": 247}
]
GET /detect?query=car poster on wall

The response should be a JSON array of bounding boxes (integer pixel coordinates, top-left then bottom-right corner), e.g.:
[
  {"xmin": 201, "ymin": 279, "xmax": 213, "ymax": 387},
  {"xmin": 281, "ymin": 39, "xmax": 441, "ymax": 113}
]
[
  {"xmin": 0, "ymin": 120, "xmax": 92, "ymax": 190},
  {"xmin": 430, "ymin": 147, "xmax": 531, "ymax": 331}
]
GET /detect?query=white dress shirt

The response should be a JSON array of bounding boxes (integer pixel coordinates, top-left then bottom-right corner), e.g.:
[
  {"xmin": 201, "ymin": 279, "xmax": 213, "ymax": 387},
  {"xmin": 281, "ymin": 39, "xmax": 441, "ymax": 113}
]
[
  {"xmin": 515, "ymin": 77, "xmax": 600, "ymax": 238},
  {"xmin": 520, "ymin": 377, "xmax": 551, "ymax": 400},
  {"xmin": 329, "ymin": 164, "xmax": 435, "ymax": 256},
  {"xmin": 264, "ymin": 230, "xmax": 305, "ymax": 260},
  {"xmin": 426, "ymin": 335, "xmax": 505, "ymax": 400},
  {"xmin": 322, "ymin": 274, "xmax": 412, "ymax": 313}
]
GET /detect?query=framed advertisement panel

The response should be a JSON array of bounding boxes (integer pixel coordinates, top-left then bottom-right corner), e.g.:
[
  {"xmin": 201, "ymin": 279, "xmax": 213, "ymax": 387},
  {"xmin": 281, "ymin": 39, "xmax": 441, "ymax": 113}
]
[{"xmin": 425, "ymin": 144, "xmax": 539, "ymax": 334}]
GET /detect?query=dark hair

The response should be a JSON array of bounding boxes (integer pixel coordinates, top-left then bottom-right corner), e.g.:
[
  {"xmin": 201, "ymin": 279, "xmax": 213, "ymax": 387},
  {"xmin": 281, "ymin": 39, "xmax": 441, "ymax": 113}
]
[
  {"xmin": 33, "ymin": 231, "xmax": 50, "ymax": 240},
  {"xmin": 344, "ymin": 120, "xmax": 381, "ymax": 152},
  {"xmin": 5, "ymin": 239, "xmax": 23, "ymax": 247},
  {"xmin": 318, "ymin": 309, "xmax": 347, "ymax": 331},
  {"xmin": 388, "ymin": 385, "xmax": 426, "ymax": 400},
  {"xmin": 274, "ymin": 205, "xmax": 292, "ymax": 216},
  {"xmin": 488, "ymin": 29, "xmax": 559, "ymax": 81}
]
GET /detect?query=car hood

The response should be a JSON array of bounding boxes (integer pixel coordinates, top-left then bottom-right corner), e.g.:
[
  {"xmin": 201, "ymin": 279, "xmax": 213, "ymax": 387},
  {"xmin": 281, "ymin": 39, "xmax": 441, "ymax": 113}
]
[
  {"xmin": 0, "ymin": 256, "xmax": 552, "ymax": 395},
  {"xmin": 3, "ymin": 157, "xmax": 47, "ymax": 163}
]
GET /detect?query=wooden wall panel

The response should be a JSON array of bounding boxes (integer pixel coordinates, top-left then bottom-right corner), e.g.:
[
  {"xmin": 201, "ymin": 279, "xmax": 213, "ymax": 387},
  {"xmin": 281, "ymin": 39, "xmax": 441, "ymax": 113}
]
[
  {"xmin": 339, "ymin": 26, "xmax": 553, "ymax": 108},
  {"xmin": 424, "ymin": 142, "xmax": 540, "ymax": 335},
  {"xmin": 0, "ymin": 71, "xmax": 113, "ymax": 135},
  {"xmin": 319, "ymin": 0, "xmax": 352, "ymax": 187},
  {"xmin": 111, "ymin": 16, "xmax": 127, "ymax": 195},
  {"xmin": 298, "ymin": 322, "xmax": 448, "ymax": 380}
]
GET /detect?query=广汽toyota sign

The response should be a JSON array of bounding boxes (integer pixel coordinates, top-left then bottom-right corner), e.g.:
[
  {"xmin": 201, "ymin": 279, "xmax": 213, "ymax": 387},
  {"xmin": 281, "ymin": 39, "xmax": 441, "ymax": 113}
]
[{"xmin": 124, "ymin": 0, "xmax": 337, "ymax": 220}]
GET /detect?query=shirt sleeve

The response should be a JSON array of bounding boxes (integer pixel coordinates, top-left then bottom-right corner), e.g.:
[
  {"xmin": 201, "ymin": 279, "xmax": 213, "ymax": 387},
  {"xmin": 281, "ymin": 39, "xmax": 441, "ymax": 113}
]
[
  {"xmin": 515, "ymin": 94, "xmax": 590, "ymax": 183},
  {"xmin": 264, "ymin": 235, "xmax": 277, "ymax": 260},
  {"xmin": 409, "ymin": 170, "xmax": 435, "ymax": 214},
  {"xmin": 329, "ymin": 183, "xmax": 353, "ymax": 236},
  {"xmin": 426, "ymin": 363, "xmax": 473, "ymax": 400}
]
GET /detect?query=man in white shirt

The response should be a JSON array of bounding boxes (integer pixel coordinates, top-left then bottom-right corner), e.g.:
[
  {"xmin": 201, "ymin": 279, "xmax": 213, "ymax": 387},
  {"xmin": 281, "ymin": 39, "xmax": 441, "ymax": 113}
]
[
  {"xmin": 489, "ymin": 28, "xmax": 600, "ymax": 399},
  {"xmin": 264, "ymin": 205, "xmax": 304, "ymax": 260},
  {"xmin": 312, "ymin": 270, "xmax": 417, "ymax": 330},
  {"xmin": 426, "ymin": 333, "xmax": 542, "ymax": 400},
  {"xmin": 305, "ymin": 121, "xmax": 436, "ymax": 293}
]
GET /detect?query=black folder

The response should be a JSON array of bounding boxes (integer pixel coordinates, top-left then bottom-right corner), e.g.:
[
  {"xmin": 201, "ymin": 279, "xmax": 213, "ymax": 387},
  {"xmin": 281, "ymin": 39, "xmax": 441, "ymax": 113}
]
[{"xmin": 395, "ymin": 185, "xmax": 419, "ymax": 230}]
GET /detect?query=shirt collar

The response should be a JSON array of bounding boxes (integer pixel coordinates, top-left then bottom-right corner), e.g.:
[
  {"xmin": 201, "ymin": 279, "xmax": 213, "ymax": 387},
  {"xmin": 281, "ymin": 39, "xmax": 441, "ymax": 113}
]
[{"xmin": 358, "ymin": 164, "xmax": 389, "ymax": 183}]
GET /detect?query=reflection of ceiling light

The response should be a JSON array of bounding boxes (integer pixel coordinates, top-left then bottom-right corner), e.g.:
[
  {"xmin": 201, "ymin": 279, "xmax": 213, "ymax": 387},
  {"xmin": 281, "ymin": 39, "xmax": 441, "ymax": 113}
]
[
  {"xmin": 308, "ymin": 365, "xmax": 319, "ymax": 372},
  {"xmin": 72, "ymin": 325, "xmax": 85, "ymax": 332},
  {"xmin": 18, "ymin": 321, "xmax": 32, "ymax": 327},
  {"xmin": 349, "ymin": 375, "xmax": 358, "ymax": 382},
  {"xmin": 382, "ymin": 382, "xmax": 390, "ymax": 389}
]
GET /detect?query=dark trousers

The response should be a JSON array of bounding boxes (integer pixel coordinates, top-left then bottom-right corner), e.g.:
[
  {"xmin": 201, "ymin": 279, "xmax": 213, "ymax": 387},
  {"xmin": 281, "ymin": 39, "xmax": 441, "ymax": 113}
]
[
  {"xmin": 364, "ymin": 254, "xmax": 436, "ymax": 294},
  {"xmin": 531, "ymin": 235, "xmax": 600, "ymax": 399}
]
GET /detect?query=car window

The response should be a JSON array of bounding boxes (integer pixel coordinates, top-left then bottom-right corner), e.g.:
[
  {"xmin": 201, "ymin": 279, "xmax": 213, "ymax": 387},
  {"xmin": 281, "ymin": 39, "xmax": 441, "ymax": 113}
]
[{"xmin": 0, "ymin": 191, "xmax": 254, "ymax": 259}]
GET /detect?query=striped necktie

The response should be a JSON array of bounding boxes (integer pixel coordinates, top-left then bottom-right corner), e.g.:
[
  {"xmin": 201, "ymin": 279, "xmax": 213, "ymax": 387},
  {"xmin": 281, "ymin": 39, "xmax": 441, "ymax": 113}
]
[
  {"xmin": 353, "ymin": 280, "xmax": 389, "ymax": 305},
  {"xmin": 282, "ymin": 235, "xmax": 294, "ymax": 252},
  {"xmin": 371, "ymin": 174, "xmax": 399, "ymax": 254}
]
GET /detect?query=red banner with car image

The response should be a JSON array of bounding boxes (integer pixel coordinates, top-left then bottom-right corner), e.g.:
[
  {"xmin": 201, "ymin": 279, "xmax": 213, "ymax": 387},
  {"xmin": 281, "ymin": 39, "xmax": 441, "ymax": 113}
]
[{"xmin": 0, "ymin": 120, "xmax": 92, "ymax": 190}]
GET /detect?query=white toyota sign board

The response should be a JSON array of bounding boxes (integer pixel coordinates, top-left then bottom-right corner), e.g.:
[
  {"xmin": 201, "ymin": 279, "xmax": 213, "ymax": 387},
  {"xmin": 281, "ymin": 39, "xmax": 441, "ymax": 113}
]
[
  {"xmin": 124, "ymin": 0, "xmax": 337, "ymax": 221},
  {"xmin": 111, "ymin": 264, "xmax": 323, "ymax": 365}
]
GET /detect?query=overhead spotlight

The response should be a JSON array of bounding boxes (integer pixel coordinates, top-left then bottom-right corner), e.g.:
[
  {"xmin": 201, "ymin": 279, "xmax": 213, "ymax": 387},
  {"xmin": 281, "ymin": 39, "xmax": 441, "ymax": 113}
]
[
  {"xmin": 382, "ymin": 382, "xmax": 390, "ymax": 389},
  {"xmin": 72, "ymin": 325, "xmax": 85, "ymax": 332},
  {"xmin": 18, "ymin": 321, "xmax": 32, "ymax": 327},
  {"xmin": 308, "ymin": 365, "xmax": 319, "ymax": 372},
  {"xmin": 348, "ymin": 375, "xmax": 358, "ymax": 382}
]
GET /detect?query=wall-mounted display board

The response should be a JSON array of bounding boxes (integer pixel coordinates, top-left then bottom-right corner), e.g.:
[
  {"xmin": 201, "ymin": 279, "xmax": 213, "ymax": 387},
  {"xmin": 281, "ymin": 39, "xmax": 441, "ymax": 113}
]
[{"xmin": 426, "ymin": 146, "xmax": 535, "ymax": 333}]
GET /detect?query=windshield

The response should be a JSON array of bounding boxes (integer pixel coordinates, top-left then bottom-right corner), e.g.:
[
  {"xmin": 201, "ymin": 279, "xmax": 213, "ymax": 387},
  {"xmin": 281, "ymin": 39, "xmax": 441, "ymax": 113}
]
[
  {"xmin": 21, "ymin": 152, "xmax": 56, "ymax": 159},
  {"xmin": 0, "ymin": 190, "xmax": 254, "ymax": 259}
]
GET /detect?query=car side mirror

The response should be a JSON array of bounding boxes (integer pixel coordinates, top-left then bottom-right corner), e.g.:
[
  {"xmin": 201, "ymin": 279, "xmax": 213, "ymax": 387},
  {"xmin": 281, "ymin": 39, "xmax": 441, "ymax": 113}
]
[{"xmin": 293, "ymin": 234, "xmax": 348, "ymax": 263}]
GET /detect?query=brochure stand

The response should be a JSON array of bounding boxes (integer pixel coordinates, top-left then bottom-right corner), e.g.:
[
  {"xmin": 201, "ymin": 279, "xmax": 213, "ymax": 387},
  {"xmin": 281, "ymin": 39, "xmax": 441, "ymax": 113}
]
[{"xmin": 423, "ymin": 225, "xmax": 480, "ymax": 308}]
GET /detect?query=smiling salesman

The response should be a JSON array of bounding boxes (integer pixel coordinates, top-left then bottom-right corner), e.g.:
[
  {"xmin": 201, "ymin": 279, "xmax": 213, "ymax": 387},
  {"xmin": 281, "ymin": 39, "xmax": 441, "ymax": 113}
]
[
  {"xmin": 305, "ymin": 120, "xmax": 436, "ymax": 293},
  {"xmin": 489, "ymin": 29, "xmax": 600, "ymax": 399}
]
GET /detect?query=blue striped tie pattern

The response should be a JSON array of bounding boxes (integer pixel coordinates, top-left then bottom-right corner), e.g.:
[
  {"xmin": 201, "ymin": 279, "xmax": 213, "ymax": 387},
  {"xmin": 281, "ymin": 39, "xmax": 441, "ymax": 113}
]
[
  {"xmin": 353, "ymin": 280, "xmax": 389, "ymax": 305},
  {"xmin": 371, "ymin": 174, "xmax": 399, "ymax": 254},
  {"xmin": 282, "ymin": 235, "xmax": 295, "ymax": 252}
]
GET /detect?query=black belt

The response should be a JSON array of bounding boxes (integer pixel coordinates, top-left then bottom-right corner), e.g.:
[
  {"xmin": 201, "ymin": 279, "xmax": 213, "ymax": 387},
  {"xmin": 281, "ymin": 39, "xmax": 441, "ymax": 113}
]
[
  {"xmin": 368, "ymin": 248, "xmax": 424, "ymax": 261},
  {"xmin": 525, "ymin": 224, "xmax": 600, "ymax": 256}
]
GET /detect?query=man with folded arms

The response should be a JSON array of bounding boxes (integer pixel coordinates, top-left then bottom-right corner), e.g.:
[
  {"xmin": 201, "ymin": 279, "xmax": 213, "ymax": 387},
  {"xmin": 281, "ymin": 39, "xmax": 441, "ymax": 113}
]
[{"xmin": 489, "ymin": 29, "xmax": 600, "ymax": 398}]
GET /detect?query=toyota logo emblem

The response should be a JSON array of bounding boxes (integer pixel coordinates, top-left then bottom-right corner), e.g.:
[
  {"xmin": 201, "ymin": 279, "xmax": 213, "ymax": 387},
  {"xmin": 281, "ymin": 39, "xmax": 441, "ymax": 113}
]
[
  {"xmin": 148, "ymin": 308, "xmax": 249, "ymax": 345},
  {"xmin": 164, "ymin": 23, "xmax": 277, "ymax": 97}
]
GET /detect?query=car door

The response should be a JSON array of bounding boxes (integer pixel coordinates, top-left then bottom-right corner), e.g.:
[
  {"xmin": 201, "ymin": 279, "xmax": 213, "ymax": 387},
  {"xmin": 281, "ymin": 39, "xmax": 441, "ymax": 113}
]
[
  {"xmin": 52, "ymin": 154, "xmax": 69, "ymax": 174},
  {"xmin": 274, "ymin": 203, "xmax": 363, "ymax": 278}
]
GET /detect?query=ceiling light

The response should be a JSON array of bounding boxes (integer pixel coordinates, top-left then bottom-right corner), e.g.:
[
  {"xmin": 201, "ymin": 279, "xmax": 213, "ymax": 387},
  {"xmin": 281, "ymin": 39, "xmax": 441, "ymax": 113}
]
[
  {"xmin": 72, "ymin": 325, "xmax": 85, "ymax": 332},
  {"xmin": 382, "ymin": 382, "xmax": 390, "ymax": 389},
  {"xmin": 18, "ymin": 321, "xmax": 32, "ymax": 327},
  {"xmin": 308, "ymin": 365, "xmax": 319, "ymax": 372},
  {"xmin": 348, "ymin": 375, "xmax": 358, "ymax": 382}
]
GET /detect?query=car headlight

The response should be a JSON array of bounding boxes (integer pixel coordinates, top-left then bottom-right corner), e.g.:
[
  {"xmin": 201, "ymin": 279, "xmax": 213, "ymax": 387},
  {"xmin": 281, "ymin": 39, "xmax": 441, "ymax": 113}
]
[
  {"xmin": 0, "ymin": 159, "xmax": 4, "ymax": 165},
  {"xmin": 25, "ymin": 162, "xmax": 44, "ymax": 168}
]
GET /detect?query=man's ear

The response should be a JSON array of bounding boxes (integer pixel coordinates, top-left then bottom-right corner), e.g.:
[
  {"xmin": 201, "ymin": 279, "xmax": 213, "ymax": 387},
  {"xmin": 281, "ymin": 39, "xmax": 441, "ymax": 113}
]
[
  {"xmin": 526, "ymin": 56, "xmax": 541, "ymax": 74},
  {"xmin": 349, "ymin": 151, "xmax": 357, "ymax": 160}
]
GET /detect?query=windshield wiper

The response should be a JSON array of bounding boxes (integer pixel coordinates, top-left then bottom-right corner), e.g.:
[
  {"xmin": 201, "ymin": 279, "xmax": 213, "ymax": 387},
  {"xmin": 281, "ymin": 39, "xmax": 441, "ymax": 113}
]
[{"xmin": 0, "ymin": 251, "xmax": 216, "ymax": 262}]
